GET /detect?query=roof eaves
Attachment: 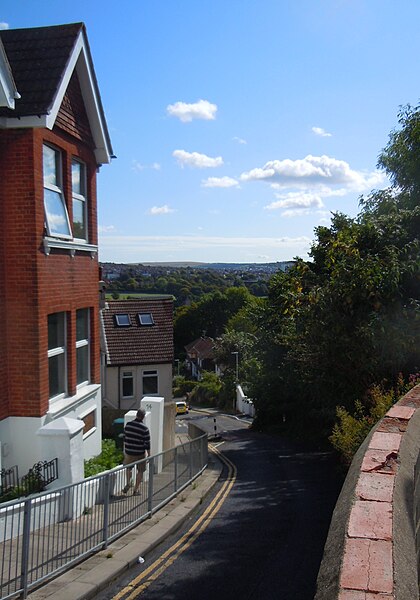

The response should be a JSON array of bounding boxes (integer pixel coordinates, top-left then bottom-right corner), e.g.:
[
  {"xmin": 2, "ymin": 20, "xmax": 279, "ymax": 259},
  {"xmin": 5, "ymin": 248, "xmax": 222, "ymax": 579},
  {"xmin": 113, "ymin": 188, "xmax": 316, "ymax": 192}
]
[{"xmin": 46, "ymin": 24, "xmax": 114, "ymax": 164}]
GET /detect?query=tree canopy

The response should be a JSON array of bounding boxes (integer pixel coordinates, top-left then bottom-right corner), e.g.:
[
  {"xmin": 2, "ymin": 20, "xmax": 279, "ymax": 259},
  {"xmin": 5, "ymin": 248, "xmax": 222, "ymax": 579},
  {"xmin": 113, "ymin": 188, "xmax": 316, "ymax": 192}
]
[{"xmin": 248, "ymin": 104, "xmax": 419, "ymax": 444}]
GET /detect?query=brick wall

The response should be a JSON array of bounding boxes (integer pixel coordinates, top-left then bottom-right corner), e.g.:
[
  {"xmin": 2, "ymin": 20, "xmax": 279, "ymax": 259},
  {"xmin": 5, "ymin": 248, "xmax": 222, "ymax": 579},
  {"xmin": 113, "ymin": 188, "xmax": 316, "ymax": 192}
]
[{"xmin": 0, "ymin": 125, "xmax": 100, "ymax": 420}]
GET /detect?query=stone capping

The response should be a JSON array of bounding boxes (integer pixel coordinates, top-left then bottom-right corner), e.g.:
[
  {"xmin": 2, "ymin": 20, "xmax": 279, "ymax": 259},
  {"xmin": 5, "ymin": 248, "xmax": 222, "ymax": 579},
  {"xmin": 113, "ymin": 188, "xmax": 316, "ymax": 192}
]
[{"xmin": 315, "ymin": 384, "xmax": 420, "ymax": 600}]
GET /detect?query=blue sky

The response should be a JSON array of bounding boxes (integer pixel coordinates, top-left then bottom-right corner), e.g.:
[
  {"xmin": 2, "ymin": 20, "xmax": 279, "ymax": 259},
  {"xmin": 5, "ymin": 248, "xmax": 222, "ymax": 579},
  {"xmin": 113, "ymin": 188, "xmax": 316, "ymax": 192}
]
[{"xmin": 2, "ymin": 1, "xmax": 419, "ymax": 263}]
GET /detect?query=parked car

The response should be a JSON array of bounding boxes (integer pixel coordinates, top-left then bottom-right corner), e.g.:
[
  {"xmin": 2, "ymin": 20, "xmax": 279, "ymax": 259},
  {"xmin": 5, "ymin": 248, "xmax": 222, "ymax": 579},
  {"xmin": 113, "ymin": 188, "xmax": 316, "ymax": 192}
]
[{"xmin": 176, "ymin": 401, "xmax": 189, "ymax": 415}]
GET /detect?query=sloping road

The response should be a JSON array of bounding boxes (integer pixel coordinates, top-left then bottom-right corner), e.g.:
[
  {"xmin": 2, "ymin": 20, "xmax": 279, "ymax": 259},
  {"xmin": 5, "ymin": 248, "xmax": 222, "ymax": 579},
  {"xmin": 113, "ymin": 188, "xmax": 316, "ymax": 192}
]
[{"xmin": 100, "ymin": 412, "xmax": 344, "ymax": 600}]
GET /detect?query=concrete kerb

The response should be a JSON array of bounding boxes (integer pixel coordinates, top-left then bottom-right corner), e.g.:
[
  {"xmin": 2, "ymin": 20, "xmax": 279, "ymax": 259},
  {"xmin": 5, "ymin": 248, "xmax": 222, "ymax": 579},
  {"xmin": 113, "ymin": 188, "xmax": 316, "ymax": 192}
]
[{"xmin": 27, "ymin": 450, "xmax": 223, "ymax": 600}]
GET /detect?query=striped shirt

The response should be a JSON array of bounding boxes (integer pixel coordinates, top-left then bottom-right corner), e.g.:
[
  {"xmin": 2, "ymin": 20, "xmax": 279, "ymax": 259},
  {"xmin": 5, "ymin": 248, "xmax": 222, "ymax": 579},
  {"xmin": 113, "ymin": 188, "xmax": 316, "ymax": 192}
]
[{"xmin": 124, "ymin": 419, "xmax": 151, "ymax": 456}]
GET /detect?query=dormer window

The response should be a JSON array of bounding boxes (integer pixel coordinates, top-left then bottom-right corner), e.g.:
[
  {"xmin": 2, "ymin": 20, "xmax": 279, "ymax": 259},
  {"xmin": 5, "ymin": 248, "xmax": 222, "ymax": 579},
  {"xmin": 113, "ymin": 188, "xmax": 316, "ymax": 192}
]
[
  {"xmin": 43, "ymin": 145, "xmax": 72, "ymax": 239},
  {"xmin": 138, "ymin": 313, "xmax": 154, "ymax": 326},
  {"xmin": 115, "ymin": 314, "xmax": 131, "ymax": 327}
]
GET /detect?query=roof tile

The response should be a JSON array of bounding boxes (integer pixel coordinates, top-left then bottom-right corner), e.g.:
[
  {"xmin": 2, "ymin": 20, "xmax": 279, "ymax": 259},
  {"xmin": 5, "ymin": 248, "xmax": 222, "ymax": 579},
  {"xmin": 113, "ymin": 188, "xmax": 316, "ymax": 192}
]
[{"xmin": 103, "ymin": 299, "xmax": 174, "ymax": 366}]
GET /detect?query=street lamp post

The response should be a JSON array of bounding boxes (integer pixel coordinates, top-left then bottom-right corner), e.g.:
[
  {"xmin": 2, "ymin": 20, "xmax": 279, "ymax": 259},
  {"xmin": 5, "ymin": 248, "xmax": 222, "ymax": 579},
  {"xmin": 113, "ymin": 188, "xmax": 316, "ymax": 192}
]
[
  {"xmin": 175, "ymin": 359, "xmax": 180, "ymax": 376},
  {"xmin": 231, "ymin": 351, "xmax": 239, "ymax": 413}
]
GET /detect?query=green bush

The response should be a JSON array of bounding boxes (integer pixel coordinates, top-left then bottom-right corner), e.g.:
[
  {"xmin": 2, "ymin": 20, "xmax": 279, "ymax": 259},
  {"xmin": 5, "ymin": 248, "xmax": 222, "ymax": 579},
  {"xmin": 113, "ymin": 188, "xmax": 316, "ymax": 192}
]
[
  {"xmin": 84, "ymin": 439, "xmax": 123, "ymax": 477},
  {"xmin": 173, "ymin": 375, "xmax": 197, "ymax": 398},
  {"xmin": 189, "ymin": 372, "xmax": 222, "ymax": 406},
  {"xmin": 330, "ymin": 377, "xmax": 411, "ymax": 464}
]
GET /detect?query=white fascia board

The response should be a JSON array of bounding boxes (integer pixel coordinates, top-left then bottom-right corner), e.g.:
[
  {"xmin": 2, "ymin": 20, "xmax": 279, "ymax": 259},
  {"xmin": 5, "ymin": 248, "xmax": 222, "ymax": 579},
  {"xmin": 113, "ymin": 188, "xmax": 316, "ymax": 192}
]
[
  {"xmin": 46, "ymin": 31, "xmax": 111, "ymax": 165},
  {"xmin": 0, "ymin": 31, "xmax": 111, "ymax": 164},
  {"xmin": 0, "ymin": 39, "xmax": 19, "ymax": 109},
  {"xmin": 45, "ymin": 31, "xmax": 84, "ymax": 129}
]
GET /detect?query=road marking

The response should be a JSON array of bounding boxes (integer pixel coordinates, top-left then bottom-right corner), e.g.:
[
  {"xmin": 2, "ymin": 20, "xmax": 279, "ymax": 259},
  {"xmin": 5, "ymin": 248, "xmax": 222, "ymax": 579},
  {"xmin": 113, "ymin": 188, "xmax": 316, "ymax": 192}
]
[
  {"xmin": 112, "ymin": 445, "xmax": 236, "ymax": 600},
  {"xmin": 212, "ymin": 441, "xmax": 225, "ymax": 448}
]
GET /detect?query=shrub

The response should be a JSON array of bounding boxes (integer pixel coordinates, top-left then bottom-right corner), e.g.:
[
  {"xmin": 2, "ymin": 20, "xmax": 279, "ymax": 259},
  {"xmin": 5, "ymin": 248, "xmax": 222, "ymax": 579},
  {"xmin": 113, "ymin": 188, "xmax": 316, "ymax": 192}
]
[
  {"xmin": 173, "ymin": 375, "xmax": 197, "ymax": 398},
  {"xmin": 330, "ymin": 376, "xmax": 416, "ymax": 464},
  {"xmin": 189, "ymin": 372, "xmax": 222, "ymax": 406},
  {"xmin": 84, "ymin": 439, "xmax": 123, "ymax": 477}
]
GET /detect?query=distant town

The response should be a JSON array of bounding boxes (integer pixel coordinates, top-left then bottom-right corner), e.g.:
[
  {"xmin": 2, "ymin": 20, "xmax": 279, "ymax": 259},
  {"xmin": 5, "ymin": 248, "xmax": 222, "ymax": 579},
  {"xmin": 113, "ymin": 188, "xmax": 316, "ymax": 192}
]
[
  {"xmin": 101, "ymin": 261, "xmax": 296, "ymax": 305},
  {"xmin": 101, "ymin": 260, "xmax": 295, "ymax": 278}
]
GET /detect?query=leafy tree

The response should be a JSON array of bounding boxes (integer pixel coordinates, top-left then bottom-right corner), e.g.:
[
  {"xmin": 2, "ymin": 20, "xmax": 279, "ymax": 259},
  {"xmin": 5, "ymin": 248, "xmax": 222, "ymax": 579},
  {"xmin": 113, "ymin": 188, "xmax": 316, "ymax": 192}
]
[
  {"xmin": 173, "ymin": 287, "xmax": 252, "ymax": 354},
  {"xmin": 250, "ymin": 105, "xmax": 420, "ymax": 448}
]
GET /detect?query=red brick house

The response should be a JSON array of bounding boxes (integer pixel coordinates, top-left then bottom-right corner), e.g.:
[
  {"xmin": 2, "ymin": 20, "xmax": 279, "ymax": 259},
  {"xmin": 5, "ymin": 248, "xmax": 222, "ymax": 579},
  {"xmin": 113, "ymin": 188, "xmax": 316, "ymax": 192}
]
[
  {"xmin": 101, "ymin": 299, "xmax": 175, "ymax": 450},
  {"xmin": 0, "ymin": 24, "xmax": 113, "ymax": 474}
]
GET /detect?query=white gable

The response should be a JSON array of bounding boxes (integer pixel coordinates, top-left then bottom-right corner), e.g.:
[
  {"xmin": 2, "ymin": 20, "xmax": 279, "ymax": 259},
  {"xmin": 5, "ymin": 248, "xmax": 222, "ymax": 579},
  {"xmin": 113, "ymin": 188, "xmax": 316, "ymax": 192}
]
[{"xmin": 0, "ymin": 29, "xmax": 112, "ymax": 165}]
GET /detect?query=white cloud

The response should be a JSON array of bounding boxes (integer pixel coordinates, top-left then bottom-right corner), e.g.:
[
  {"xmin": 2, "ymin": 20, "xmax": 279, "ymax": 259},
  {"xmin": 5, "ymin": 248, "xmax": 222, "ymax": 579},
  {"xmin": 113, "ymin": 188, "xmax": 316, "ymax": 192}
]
[
  {"xmin": 132, "ymin": 160, "xmax": 161, "ymax": 171},
  {"xmin": 281, "ymin": 208, "xmax": 312, "ymax": 218},
  {"xmin": 0, "ymin": 22, "xmax": 9, "ymax": 30},
  {"xmin": 312, "ymin": 126, "xmax": 332, "ymax": 137},
  {"xmin": 240, "ymin": 154, "xmax": 385, "ymax": 192},
  {"xmin": 233, "ymin": 136, "xmax": 247, "ymax": 145},
  {"xmin": 201, "ymin": 176, "xmax": 239, "ymax": 188},
  {"xmin": 265, "ymin": 192, "xmax": 324, "ymax": 211},
  {"xmin": 98, "ymin": 234, "xmax": 312, "ymax": 263},
  {"xmin": 173, "ymin": 149, "xmax": 223, "ymax": 169},
  {"xmin": 98, "ymin": 225, "xmax": 116, "ymax": 233},
  {"xmin": 166, "ymin": 99, "xmax": 217, "ymax": 122},
  {"xmin": 147, "ymin": 205, "xmax": 176, "ymax": 215}
]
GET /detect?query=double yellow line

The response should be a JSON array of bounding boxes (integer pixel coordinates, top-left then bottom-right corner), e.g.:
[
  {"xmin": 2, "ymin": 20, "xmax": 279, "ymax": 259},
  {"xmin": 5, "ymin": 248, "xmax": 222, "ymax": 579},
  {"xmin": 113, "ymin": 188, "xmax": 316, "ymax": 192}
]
[{"xmin": 113, "ymin": 445, "xmax": 236, "ymax": 600}]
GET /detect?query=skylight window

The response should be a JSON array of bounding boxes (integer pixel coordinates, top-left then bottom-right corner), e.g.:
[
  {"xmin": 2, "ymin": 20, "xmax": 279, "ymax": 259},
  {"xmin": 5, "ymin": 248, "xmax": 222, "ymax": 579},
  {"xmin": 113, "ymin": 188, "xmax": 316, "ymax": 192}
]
[
  {"xmin": 115, "ymin": 314, "xmax": 131, "ymax": 327},
  {"xmin": 138, "ymin": 313, "xmax": 154, "ymax": 326}
]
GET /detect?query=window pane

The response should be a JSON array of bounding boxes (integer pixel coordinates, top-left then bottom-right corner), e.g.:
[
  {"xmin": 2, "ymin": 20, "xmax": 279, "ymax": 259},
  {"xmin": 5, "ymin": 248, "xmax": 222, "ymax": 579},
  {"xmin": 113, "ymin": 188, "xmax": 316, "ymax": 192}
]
[
  {"xmin": 77, "ymin": 344, "xmax": 89, "ymax": 385},
  {"xmin": 139, "ymin": 313, "xmax": 154, "ymax": 325},
  {"xmin": 115, "ymin": 314, "xmax": 131, "ymax": 326},
  {"xmin": 73, "ymin": 198, "xmax": 86, "ymax": 239},
  {"xmin": 43, "ymin": 145, "xmax": 57, "ymax": 186},
  {"xmin": 71, "ymin": 161, "xmax": 82, "ymax": 194},
  {"xmin": 76, "ymin": 309, "xmax": 89, "ymax": 341},
  {"xmin": 48, "ymin": 313, "xmax": 65, "ymax": 349},
  {"xmin": 49, "ymin": 353, "xmax": 65, "ymax": 397},
  {"xmin": 143, "ymin": 374, "xmax": 158, "ymax": 395},
  {"xmin": 44, "ymin": 189, "xmax": 71, "ymax": 236},
  {"xmin": 122, "ymin": 374, "xmax": 134, "ymax": 397}
]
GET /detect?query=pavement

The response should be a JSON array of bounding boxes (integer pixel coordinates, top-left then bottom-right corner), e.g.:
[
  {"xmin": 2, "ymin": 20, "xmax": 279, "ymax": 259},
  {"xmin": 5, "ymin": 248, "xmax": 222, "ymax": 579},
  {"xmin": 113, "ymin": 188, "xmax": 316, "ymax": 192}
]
[{"xmin": 27, "ymin": 437, "xmax": 223, "ymax": 600}]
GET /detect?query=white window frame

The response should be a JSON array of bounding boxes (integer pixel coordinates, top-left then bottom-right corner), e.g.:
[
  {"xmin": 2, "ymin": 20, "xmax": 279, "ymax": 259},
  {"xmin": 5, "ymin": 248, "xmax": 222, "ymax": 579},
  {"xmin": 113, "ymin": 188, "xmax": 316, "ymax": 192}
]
[
  {"xmin": 76, "ymin": 308, "xmax": 90, "ymax": 388},
  {"xmin": 48, "ymin": 312, "xmax": 67, "ymax": 401},
  {"xmin": 43, "ymin": 144, "xmax": 72, "ymax": 240},
  {"xmin": 72, "ymin": 159, "xmax": 88, "ymax": 242},
  {"xmin": 138, "ymin": 313, "xmax": 154, "ymax": 326},
  {"xmin": 142, "ymin": 370, "xmax": 158, "ymax": 396},
  {"xmin": 121, "ymin": 370, "xmax": 135, "ymax": 399},
  {"xmin": 115, "ymin": 314, "xmax": 131, "ymax": 327}
]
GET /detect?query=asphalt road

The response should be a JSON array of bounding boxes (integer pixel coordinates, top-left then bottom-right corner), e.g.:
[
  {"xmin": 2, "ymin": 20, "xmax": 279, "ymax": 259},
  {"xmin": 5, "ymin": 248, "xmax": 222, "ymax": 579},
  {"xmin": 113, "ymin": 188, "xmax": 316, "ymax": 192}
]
[{"xmin": 98, "ymin": 411, "xmax": 344, "ymax": 600}]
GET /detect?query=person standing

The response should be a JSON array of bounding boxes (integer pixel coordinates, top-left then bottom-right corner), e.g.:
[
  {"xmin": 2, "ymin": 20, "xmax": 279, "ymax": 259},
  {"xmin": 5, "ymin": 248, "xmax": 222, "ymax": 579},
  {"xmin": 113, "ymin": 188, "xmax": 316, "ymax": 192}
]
[{"xmin": 122, "ymin": 408, "xmax": 151, "ymax": 495}]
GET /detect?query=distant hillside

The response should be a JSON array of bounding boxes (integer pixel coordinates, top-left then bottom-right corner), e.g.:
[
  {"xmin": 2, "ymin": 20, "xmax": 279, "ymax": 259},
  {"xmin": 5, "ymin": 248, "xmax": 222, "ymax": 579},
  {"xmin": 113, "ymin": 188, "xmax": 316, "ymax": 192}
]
[
  {"xmin": 129, "ymin": 261, "xmax": 206, "ymax": 268},
  {"xmin": 119, "ymin": 261, "xmax": 295, "ymax": 271}
]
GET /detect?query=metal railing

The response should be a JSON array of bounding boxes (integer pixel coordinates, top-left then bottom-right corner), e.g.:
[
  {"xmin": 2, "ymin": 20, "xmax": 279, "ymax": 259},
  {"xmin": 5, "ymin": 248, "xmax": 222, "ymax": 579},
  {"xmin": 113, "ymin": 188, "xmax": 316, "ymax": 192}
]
[
  {"xmin": 0, "ymin": 435, "xmax": 208, "ymax": 600},
  {"xmin": 0, "ymin": 467, "xmax": 19, "ymax": 496},
  {"xmin": 1, "ymin": 460, "xmax": 59, "ymax": 501}
]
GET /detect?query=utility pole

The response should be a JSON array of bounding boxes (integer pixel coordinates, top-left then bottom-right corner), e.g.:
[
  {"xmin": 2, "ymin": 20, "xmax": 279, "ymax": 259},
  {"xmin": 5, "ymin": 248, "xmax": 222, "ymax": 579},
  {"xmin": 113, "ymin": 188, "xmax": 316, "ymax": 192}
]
[{"xmin": 231, "ymin": 351, "xmax": 239, "ymax": 413}]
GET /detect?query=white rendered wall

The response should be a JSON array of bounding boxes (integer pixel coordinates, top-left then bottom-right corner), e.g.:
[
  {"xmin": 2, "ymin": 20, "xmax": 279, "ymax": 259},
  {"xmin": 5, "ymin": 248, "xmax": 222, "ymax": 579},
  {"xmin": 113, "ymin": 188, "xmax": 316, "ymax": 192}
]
[
  {"xmin": 104, "ymin": 364, "xmax": 172, "ymax": 412},
  {"xmin": 0, "ymin": 384, "xmax": 102, "ymax": 474}
]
